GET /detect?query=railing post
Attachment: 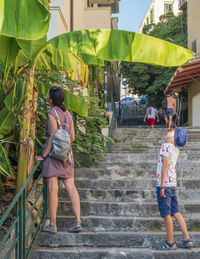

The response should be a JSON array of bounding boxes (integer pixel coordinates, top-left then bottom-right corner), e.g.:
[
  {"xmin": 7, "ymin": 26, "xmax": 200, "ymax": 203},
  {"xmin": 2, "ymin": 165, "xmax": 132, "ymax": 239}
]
[
  {"xmin": 15, "ymin": 203, "xmax": 18, "ymax": 259},
  {"xmin": 42, "ymin": 178, "xmax": 48, "ymax": 222},
  {"xmin": 22, "ymin": 190, "xmax": 26, "ymax": 259},
  {"xmin": 18, "ymin": 197, "xmax": 23, "ymax": 259}
]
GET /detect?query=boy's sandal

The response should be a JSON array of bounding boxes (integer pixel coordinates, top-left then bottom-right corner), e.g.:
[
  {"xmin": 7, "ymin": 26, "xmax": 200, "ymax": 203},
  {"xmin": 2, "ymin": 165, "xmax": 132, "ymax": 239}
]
[
  {"xmin": 180, "ymin": 239, "xmax": 193, "ymax": 248},
  {"xmin": 68, "ymin": 220, "xmax": 82, "ymax": 233},
  {"xmin": 157, "ymin": 241, "xmax": 177, "ymax": 250},
  {"xmin": 42, "ymin": 224, "xmax": 57, "ymax": 234}
]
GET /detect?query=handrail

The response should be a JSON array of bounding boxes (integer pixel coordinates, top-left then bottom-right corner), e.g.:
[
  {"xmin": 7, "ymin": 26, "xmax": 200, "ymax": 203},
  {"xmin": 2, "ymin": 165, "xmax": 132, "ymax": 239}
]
[
  {"xmin": 0, "ymin": 161, "xmax": 48, "ymax": 259},
  {"xmin": 106, "ymin": 93, "xmax": 116, "ymax": 152}
]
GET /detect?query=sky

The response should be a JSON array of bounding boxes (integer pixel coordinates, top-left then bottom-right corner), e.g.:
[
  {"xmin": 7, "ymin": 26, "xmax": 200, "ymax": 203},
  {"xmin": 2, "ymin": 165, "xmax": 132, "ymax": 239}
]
[{"xmin": 115, "ymin": 0, "xmax": 151, "ymax": 32}]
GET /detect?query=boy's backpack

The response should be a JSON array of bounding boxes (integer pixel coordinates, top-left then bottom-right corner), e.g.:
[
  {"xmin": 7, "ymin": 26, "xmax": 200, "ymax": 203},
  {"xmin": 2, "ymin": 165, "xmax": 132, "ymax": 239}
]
[
  {"xmin": 174, "ymin": 126, "xmax": 187, "ymax": 147},
  {"xmin": 162, "ymin": 98, "xmax": 168, "ymax": 110},
  {"xmin": 49, "ymin": 108, "xmax": 72, "ymax": 163}
]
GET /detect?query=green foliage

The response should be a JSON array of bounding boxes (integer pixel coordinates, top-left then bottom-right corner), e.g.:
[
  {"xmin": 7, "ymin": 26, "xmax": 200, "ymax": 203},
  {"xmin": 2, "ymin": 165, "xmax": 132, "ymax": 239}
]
[{"xmin": 121, "ymin": 12, "xmax": 188, "ymax": 107}]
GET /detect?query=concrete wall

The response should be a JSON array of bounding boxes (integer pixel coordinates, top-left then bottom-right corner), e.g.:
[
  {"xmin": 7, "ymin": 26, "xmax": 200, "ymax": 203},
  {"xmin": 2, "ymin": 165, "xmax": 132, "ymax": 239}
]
[
  {"xmin": 188, "ymin": 0, "xmax": 200, "ymax": 53},
  {"xmin": 188, "ymin": 81, "xmax": 200, "ymax": 126},
  {"xmin": 187, "ymin": 0, "xmax": 200, "ymax": 126},
  {"xmin": 84, "ymin": 8, "xmax": 111, "ymax": 29},
  {"xmin": 47, "ymin": 0, "xmax": 69, "ymax": 39}
]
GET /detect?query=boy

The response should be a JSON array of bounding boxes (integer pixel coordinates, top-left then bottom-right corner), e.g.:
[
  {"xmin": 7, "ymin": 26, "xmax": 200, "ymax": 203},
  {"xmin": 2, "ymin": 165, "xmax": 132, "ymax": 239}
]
[
  {"xmin": 144, "ymin": 106, "xmax": 159, "ymax": 129},
  {"xmin": 156, "ymin": 128, "xmax": 193, "ymax": 250}
]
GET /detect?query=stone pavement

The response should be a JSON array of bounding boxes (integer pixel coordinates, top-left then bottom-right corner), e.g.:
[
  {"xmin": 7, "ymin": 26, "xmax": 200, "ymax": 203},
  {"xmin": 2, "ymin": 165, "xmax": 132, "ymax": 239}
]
[{"xmin": 31, "ymin": 127, "xmax": 200, "ymax": 258}]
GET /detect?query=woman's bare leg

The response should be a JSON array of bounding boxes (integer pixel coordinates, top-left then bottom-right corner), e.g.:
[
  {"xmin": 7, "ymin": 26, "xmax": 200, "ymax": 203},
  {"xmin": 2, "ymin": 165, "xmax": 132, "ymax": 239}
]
[
  {"xmin": 62, "ymin": 177, "xmax": 81, "ymax": 221},
  {"xmin": 47, "ymin": 177, "xmax": 58, "ymax": 226}
]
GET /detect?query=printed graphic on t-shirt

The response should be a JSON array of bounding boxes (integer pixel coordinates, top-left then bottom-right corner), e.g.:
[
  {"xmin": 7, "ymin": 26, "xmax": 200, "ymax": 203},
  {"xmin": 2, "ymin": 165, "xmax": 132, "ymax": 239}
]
[
  {"xmin": 156, "ymin": 143, "xmax": 180, "ymax": 187},
  {"xmin": 147, "ymin": 107, "xmax": 157, "ymax": 119}
]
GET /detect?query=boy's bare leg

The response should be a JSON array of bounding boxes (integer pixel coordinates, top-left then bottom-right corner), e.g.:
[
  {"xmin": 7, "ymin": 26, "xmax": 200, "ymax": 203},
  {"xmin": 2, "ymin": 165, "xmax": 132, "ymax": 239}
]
[
  {"xmin": 164, "ymin": 215, "xmax": 175, "ymax": 244},
  {"xmin": 173, "ymin": 212, "xmax": 190, "ymax": 240},
  {"xmin": 164, "ymin": 115, "xmax": 168, "ymax": 125},
  {"xmin": 168, "ymin": 116, "xmax": 173, "ymax": 130}
]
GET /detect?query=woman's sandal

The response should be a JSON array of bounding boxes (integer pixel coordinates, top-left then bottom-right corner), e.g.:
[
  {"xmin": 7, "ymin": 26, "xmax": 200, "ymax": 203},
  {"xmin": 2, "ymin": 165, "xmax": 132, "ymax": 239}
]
[
  {"xmin": 157, "ymin": 241, "xmax": 177, "ymax": 250},
  {"xmin": 180, "ymin": 239, "xmax": 193, "ymax": 248},
  {"xmin": 42, "ymin": 224, "xmax": 57, "ymax": 234},
  {"xmin": 68, "ymin": 220, "xmax": 82, "ymax": 233}
]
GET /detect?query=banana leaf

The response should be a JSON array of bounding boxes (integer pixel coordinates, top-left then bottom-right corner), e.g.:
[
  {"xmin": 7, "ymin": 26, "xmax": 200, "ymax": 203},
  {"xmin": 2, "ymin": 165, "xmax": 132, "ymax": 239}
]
[
  {"xmin": 0, "ymin": 144, "xmax": 14, "ymax": 177},
  {"xmin": 49, "ymin": 29, "xmax": 194, "ymax": 67},
  {"xmin": 0, "ymin": 107, "xmax": 15, "ymax": 139},
  {"xmin": 37, "ymin": 81, "xmax": 88, "ymax": 117},
  {"xmin": 37, "ymin": 44, "xmax": 90, "ymax": 87},
  {"xmin": 0, "ymin": 0, "xmax": 49, "ymax": 40}
]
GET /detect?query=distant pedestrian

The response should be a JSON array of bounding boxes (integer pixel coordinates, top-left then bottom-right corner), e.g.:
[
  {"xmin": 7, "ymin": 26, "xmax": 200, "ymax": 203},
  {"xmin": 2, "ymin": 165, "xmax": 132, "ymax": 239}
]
[
  {"xmin": 156, "ymin": 128, "xmax": 193, "ymax": 250},
  {"xmin": 144, "ymin": 106, "xmax": 159, "ymax": 128},
  {"xmin": 164, "ymin": 92, "xmax": 179, "ymax": 130}
]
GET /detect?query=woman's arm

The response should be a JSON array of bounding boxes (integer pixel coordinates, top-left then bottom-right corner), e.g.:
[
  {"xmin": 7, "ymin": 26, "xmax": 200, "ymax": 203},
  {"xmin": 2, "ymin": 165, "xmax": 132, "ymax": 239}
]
[
  {"xmin": 42, "ymin": 113, "xmax": 57, "ymax": 157},
  {"xmin": 35, "ymin": 113, "xmax": 57, "ymax": 162}
]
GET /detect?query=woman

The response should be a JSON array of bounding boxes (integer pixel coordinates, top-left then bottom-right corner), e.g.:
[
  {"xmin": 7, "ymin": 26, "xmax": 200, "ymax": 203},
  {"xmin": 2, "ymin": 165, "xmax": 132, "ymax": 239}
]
[{"xmin": 35, "ymin": 87, "xmax": 82, "ymax": 234}]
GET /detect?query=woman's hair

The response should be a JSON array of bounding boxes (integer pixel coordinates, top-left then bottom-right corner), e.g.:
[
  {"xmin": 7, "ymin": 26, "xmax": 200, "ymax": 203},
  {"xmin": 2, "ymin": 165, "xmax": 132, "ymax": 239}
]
[{"xmin": 49, "ymin": 87, "xmax": 66, "ymax": 111}]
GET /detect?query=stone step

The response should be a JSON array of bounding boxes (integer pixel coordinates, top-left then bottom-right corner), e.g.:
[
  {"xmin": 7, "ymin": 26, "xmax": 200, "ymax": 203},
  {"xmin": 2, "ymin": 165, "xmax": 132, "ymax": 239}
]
[
  {"xmin": 58, "ymin": 201, "xmax": 200, "ymax": 218},
  {"xmin": 35, "ymin": 231, "xmax": 200, "ymax": 248},
  {"xmin": 31, "ymin": 247, "xmax": 200, "ymax": 259},
  {"xmin": 55, "ymin": 216, "xmax": 200, "ymax": 232},
  {"xmin": 97, "ymin": 161, "xmax": 200, "ymax": 170},
  {"xmin": 74, "ymin": 167, "xmax": 200, "ymax": 180},
  {"xmin": 102, "ymin": 153, "xmax": 200, "ymax": 162},
  {"xmin": 59, "ymin": 188, "xmax": 200, "ymax": 202},
  {"xmin": 73, "ymin": 179, "xmax": 200, "ymax": 190}
]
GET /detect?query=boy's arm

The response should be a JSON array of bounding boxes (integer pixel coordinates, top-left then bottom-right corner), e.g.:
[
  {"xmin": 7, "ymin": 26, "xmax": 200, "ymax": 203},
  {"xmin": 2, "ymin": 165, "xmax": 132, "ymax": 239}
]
[
  {"xmin": 160, "ymin": 156, "xmax": 169, "ymax": 198},
  {"xmin": 144, "ymin": 110, "xmax": 148, "ymax": 121}
]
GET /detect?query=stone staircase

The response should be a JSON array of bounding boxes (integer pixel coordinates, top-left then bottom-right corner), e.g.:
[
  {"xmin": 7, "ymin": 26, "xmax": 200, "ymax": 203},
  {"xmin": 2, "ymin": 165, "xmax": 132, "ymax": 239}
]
[{"xmin": 31, "ymin": 127, "xmax": 200, "ymax": 258}]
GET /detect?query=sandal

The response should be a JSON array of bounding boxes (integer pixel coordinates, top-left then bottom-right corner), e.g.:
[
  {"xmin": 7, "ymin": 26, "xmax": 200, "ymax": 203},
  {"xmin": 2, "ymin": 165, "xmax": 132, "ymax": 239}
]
[
  {"xmin": 180, "ymin": 239, "xmax": 193, "ymax": 248},
  {"xmin": 157, "ymin": 240, "xmax": 177, "ymax": 250},
  {"xmin": 68, "ymin": 220, "xmax": 82, "ymax": 233},
  {"xmin": 42, "ymin": 224, "xmax": 57, "ymax": 234}
]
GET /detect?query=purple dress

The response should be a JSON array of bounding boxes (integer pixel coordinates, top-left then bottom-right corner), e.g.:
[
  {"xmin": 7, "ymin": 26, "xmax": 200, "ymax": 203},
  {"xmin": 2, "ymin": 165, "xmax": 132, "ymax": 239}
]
[{"xmin": 41, "ymin": 106, "xmax": 74, "ymax": 178}]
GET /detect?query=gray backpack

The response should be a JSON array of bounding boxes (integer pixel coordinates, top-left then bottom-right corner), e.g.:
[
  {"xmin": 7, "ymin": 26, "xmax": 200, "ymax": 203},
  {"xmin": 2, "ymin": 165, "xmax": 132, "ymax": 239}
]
[{"xmin": 48, "ymin": 108, "xmax": 72, "ymax": 164}]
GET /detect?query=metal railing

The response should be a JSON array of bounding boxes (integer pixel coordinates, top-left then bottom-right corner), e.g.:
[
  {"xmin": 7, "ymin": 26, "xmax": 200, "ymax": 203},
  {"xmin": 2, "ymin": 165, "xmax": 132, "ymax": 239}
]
[
  {"xmin": 0, "ymin": 161, "xmax": 48, "ymax": 259},
  {"xmin": 106, "ymin": 93, "xmax": 116, "ymax": 152}
]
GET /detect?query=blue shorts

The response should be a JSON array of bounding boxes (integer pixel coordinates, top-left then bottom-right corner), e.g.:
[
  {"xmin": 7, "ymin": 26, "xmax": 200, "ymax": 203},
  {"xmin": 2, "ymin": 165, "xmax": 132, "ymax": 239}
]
[
  {"xmin": 156, "ymin": 187, "xmax": 179, "ymax": 218},
  {"xmin": 165, "ymin": 108, "xmax": 174, "ymax": 116}
]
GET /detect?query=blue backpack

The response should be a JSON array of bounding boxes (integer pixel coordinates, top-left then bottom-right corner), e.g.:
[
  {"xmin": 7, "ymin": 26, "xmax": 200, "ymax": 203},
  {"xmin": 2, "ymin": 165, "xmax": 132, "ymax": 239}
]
[{"xmin": 174, "ymin": 127, "xmax": 187, "ymax": 147}]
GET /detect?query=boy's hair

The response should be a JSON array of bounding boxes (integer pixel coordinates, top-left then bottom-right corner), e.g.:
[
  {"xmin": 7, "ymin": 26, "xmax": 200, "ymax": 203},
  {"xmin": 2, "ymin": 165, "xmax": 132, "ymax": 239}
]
[{"xmin": 169, "ymin": 91, "xmax": 175, "ymax": 96}]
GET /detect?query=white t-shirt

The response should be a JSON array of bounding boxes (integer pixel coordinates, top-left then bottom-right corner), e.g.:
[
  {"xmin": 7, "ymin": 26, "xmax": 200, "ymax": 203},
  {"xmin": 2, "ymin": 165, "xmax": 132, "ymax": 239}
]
[
  {"xmin": 156, "ymin": 143, "xmax": 180, "ymax": 187},
  {"xmin": 147, "ymin": 107, "xmax": 157, "ymax": 119}
]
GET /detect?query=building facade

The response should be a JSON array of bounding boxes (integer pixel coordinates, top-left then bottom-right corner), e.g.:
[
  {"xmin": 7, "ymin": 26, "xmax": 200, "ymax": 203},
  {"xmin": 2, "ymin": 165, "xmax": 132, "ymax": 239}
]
[
  {"xmin": 165, "ymin": 0, "xmax": 200, "ymax": 126},
  {"xmin": 47, "ymin": 0, "xmax": 119, "ymax": 39},
  {"xmin": 138, "ymin": 0, "xmax": 180, "ymax": 33}
]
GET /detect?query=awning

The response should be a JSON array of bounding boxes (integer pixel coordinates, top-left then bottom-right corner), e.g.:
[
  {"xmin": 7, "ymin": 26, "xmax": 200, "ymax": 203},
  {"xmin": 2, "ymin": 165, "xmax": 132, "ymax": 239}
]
[{"xmin": 165, "ymin": 59, "xmax": 200, "ymax": 95}]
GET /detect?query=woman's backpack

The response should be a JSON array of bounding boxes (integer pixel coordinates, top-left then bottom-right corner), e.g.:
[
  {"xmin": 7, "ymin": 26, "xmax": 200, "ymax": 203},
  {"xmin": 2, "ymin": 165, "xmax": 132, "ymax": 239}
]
[{"xmin": 48, "ymin": 108, "xmax": 72, "ymax": 163}]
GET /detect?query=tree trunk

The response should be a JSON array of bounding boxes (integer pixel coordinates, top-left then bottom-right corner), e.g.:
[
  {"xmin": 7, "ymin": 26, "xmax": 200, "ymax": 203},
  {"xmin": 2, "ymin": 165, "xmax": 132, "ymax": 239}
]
[{"xmin": 16, "ymin": 68, "xmax": 35, "ymax": 193}]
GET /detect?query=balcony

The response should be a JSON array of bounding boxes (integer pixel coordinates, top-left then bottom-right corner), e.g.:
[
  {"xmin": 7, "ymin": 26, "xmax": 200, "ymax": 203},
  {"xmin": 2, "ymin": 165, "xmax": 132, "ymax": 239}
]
[
  {"xmin": 179, "ymin": 0, "xmax": 187, "ymax": 11},
  {"xmin": 89, "ymin": 0, "xmax": 119, "ymax": 13}
]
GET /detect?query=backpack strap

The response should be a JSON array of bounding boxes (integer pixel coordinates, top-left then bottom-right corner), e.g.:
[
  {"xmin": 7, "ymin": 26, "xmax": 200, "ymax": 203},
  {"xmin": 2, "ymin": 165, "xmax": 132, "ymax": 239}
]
[
  {"xmin": 52, "ymin": 108, "xmax": 62, "ymax": 129},
  {"xmin": 52, "ymin": 108, "xmax": 69, "ymax": 132}
]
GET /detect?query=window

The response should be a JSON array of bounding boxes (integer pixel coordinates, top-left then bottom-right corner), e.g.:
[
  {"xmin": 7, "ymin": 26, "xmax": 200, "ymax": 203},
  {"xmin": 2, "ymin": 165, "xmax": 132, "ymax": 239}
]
[
  {"xmin": 192, "ymin": 39, "xmax": 197, "ymax": 53},
  {"xmin": 150, "ymin": 9, "xmax": 154, "ymax": 23},
  {"xmin": 164, "ymin": 3, "xmax": 173, "ymax": 13}
]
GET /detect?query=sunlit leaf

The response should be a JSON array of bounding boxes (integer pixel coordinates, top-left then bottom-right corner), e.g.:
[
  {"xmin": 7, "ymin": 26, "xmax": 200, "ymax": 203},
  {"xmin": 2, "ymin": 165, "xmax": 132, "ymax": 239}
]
[
  {"xmin": 0, "ymin": 144, "xmax": 14, "ymax": 177},
  {"xmin": 49, "ymin": 29, "xmax": 194, "ymax": 67}
]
